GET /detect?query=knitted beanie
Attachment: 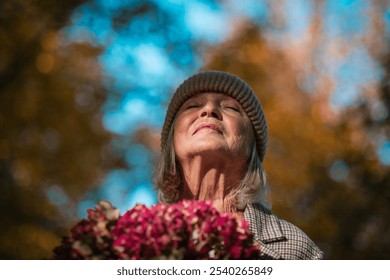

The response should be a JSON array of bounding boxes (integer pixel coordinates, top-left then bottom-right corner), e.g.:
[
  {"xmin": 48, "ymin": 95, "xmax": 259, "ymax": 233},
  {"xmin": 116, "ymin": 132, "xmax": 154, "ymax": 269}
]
[{"xmin": 161, "ymin": 70, "xmax": 268, "ymax": 162}]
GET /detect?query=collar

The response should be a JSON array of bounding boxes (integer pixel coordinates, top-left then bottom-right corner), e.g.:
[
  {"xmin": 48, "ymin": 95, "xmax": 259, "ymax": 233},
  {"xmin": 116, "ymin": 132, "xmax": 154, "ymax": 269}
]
[{"xmin": 244, "ymin": 203, "xmax": 287, "ymax": 259}]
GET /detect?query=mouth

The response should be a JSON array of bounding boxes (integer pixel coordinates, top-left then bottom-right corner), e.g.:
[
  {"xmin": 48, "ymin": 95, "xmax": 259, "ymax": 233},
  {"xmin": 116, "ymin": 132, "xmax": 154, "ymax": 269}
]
[{"xmin": 193, "ymin": 124, "xmax": 222, "ymax": 135}]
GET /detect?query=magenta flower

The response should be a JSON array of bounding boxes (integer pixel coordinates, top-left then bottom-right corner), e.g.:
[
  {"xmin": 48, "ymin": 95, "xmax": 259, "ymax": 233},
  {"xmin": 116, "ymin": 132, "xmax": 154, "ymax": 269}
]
[
  {"xmin": 53, "ymin": 200, "xmax": 120, "ymax": 259},
  {"xmin": 53, "ymin": 200, "xmax": 260, "ymax": 259}
]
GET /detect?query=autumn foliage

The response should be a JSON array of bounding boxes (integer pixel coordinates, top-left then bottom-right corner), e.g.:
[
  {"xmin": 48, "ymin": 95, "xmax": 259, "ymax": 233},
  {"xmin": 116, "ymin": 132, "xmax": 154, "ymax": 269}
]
[{"xmin": 1, "ymin": 0, "xmax": 389, "ymax": 259}]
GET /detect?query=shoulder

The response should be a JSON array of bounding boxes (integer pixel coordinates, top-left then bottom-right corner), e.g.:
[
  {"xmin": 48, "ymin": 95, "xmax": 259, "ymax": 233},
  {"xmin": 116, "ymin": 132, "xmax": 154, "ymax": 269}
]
[
  {"xmin": 276, "ymin": 216, "xmax": 324, "ymax": 260},
  {"xmin": 244, "ymin": 203, "xmax": 324, "ymax": 260}
]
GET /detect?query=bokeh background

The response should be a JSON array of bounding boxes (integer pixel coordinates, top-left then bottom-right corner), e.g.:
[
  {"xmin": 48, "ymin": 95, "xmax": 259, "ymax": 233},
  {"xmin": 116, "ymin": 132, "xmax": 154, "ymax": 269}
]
[{"xmin": 1, "ymin": 0, "xmax": 389, "ymax": 259}]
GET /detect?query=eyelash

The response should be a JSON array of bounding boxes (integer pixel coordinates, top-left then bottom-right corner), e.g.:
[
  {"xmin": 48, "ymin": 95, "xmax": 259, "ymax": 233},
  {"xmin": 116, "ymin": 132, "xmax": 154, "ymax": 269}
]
[
  {"xmin": 226, "ymin": 106, "xmax": 239, "ymax": 112},
  {"xmin": 186, "ymin": 104, "xmax": 199, "ymax": 109}
]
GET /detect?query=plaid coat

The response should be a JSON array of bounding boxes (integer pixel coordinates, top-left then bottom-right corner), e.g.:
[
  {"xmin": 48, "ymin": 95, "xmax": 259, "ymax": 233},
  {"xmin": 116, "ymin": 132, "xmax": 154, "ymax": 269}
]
[{"xmin": 244, "ymin": 203, "xmax": 324, "ymax": 260}]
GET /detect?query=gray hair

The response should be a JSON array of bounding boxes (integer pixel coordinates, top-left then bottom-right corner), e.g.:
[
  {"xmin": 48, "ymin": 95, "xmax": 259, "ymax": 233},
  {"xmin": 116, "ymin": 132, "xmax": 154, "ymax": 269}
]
[{"xmin": 154, "ymin": 121, "xmax": 271, "ymax": 210}]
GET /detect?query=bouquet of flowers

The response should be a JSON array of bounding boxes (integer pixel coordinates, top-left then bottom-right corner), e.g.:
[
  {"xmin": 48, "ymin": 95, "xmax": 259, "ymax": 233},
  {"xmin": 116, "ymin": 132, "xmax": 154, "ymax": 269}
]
[{"xmin": 53, "ymin": 200, "xmax": 260, "ymax": 259}]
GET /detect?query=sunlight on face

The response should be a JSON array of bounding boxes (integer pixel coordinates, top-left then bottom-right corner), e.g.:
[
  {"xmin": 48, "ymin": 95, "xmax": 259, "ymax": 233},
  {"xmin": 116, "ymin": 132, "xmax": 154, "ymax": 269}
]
[{"xmin": 173, "ymin": 93, "xmax": 255, "ymax": 162}]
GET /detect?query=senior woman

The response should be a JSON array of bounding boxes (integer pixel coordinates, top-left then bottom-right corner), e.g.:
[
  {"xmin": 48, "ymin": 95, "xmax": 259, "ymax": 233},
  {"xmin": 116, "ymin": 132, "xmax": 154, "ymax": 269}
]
[{"xmin": 155, "ymin": 70, "xmax": 323, "ymax": 260}]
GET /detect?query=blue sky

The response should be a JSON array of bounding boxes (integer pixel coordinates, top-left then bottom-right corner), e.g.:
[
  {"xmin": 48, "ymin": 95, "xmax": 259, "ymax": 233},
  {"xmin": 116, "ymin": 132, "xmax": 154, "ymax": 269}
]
[{"xmin": 58, "ymin": 0, "xmax": 390, "ymax": 216}]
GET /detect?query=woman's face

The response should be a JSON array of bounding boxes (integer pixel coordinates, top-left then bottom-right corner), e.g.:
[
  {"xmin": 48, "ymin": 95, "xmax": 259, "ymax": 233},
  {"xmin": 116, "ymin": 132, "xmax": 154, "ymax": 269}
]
[{"xmin": 173, "ymin": 93, "xmax": 255, "ymax": 162}]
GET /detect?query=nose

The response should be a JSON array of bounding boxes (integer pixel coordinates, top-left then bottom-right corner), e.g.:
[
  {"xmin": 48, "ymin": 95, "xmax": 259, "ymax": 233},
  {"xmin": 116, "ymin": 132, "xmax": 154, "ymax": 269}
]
[{"xmin": 199, "ymin": 101, "xmax": 222, "ymax": 120}]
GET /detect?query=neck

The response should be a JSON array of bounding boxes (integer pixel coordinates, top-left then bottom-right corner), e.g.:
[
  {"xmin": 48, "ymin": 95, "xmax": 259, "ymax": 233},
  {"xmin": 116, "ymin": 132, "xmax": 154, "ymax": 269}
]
[{"xmin": 179, "ymin": 155, "xmax": 246, "ymax": 215}]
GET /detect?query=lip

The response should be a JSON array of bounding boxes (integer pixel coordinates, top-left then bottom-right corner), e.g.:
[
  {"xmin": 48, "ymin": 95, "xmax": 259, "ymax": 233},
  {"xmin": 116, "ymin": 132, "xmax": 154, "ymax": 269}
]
[{"xmin": 193, "ymin": 123, "xmax": 222, "ymax": 135}]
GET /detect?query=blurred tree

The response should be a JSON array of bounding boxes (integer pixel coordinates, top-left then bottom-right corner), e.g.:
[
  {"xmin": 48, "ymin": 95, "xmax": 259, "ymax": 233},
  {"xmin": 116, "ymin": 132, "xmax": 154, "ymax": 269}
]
[
  {"xmin": 204, "ymin": 19, "xmax": 390, "ymax": 259},
  {"xmin": 1, "ymin": 0, "xmax": 388, "ymax": 260},
  {"xmin": 0, "ymin": 0, "xmax": 124, "ymax": 259}
]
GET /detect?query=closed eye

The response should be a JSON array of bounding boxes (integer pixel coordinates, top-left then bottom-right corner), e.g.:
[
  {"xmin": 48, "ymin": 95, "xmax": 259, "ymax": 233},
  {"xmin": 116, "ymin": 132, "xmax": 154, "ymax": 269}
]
[
  {"xmin": 226, "ymin": 106, "xmax": 240, "ymax": 112},
  {"xmin": 186, "ymin": 104, "xmax": 200, "ymax": 109}
]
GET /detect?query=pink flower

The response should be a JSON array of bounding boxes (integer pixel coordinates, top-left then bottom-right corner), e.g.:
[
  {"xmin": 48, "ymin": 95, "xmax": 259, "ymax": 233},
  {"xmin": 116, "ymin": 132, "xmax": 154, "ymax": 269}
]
[
  {"xmin": 53, "ymin": 200, "xmax": 119, "ymax": 259},
  {"xmin": 53, "ymin": 200, "xmax": 260, "ymax": 259}
]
